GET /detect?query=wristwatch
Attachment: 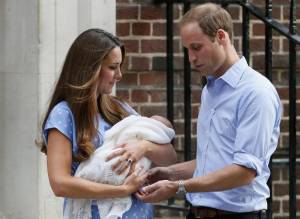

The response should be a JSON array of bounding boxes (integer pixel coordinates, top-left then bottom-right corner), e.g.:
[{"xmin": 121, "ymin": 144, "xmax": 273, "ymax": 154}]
[{"xmin": 176, "ymin": 180, "xmax": 187, "ymax": 195}]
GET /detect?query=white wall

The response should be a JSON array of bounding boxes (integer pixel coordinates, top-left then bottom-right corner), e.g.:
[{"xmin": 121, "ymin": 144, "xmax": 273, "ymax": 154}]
[
  {"xmin": 0, "ymin": 0, "xmax": 39, "ymax": 218},
  {"xmin": 0, "ymin": 0, "xmax": 116, "ymax": 218}
]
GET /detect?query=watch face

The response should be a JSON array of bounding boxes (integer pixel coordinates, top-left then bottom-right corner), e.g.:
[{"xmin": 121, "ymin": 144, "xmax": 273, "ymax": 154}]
[{"xmin": 176, "ymin": 180, "xmax": 186, "ymax": 195}]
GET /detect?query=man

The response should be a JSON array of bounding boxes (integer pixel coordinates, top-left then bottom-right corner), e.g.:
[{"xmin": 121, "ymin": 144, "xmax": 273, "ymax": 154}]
[{"xmin": 137, "ymin": 3, "xmax": 281, "ymax": 219}]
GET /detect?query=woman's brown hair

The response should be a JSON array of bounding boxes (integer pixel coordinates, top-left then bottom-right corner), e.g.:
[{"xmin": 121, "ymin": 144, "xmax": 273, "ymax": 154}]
[{"xmin": 37, "ymin": 29, "xmax": 129, "ymax": 162}]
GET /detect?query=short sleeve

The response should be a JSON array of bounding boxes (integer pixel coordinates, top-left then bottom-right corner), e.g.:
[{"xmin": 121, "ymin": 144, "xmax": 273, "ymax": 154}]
[
  {"xmin": 43, "ymin": 101, "xmax": 75, "ymax": 147},
  {"xmin": 118, "ymin": 100, "xmax": 139, "ymax": 115}
]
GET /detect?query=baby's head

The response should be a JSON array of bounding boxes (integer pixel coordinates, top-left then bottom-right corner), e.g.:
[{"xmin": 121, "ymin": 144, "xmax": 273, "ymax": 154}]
[{"xmin": 150, "ymin": 115, "xmax": 173, "ymax": 129}]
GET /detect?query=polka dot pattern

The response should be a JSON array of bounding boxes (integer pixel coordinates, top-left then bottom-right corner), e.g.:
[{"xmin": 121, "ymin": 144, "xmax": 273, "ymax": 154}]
[{"xmin": 43, "ymin": 101, "xmax": 153, "ymax": 218}]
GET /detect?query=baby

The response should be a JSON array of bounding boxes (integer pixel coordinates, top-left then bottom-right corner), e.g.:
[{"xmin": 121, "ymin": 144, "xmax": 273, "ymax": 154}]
[{"xmin": 64, "ymin": 115, "xmax": 175, "ymax": 219}]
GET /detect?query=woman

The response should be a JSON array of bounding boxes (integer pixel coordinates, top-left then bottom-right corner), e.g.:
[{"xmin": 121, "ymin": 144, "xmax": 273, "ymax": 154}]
[{"xmin": 36, "ymin": 28, "xmax": 177, "ymax": 219}]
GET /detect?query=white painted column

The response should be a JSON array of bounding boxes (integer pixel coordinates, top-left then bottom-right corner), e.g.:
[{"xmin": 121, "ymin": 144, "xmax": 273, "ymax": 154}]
[
  {"xmin": 0, "ymin": 0, "xmax": 116, "ymax": 218},
  {"xmin": 0, "ymin": 0, "xmax": 39, "ymax": 218},
  {"xmin": 38, "ymin": 0, "xmax": 116, "ymax": 218}
]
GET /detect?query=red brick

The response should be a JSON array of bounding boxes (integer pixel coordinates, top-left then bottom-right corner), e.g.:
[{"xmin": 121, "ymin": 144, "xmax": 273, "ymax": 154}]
[
  {"xmin": 281, "ymin": 135, "xmax": 300, "ymax": 152},
  {"xmin": 250, "ymin": 0, "xmax": 265, "ymax": 5},
  {"xmin": 251, "ymin": 6, "xmax": 281, "ymax": 20},
  {"xmin": 249, "ymin": 38, "xmax": 280, "ymax": 52},
  {"xmin": 174, "ymin": 121, "xmax": 184, "ymax": 135},
  {"xmin": 152, "ymin": 56, "xmax": 184, "ymax": 71},
  {"xmin": 116, "ymin": 89, "xmax": 129, "ymax": 100},
  {"xmin": 123, "ymin": 39, "xmax": 139, "ymax": 53},
  {"xmin": 277, "ymin": 87, "xmax": 289, "ymax": 99},
  {"xmin": 252, "ymin": 54, "xmax": 289, "ymax": 71},
  {"xmin": 117, "ymin": 0, "xmax": 131, "ymax": 3},
  {"xmin": 283, "ymin": 102, "xmax": 300, "ymax": 117},
  {"xmin": 283, "ymin": 6, "xmax": 300, "ymax": 20},
  {"xmin": 272, "ymin": 200, "xmax": 281, "ymax": 213},
  {"xmin": 280, "ymin": 119, "xmax": 288, "ymax": 132},
  {"xmin": 141, "ymin": 39, "xmax": 166, "ymax": 53},
  {"xmin": 233, "ymin": 39, "xmax": 241, "ymax": 52},
  {"xmin": 283, "ymin": 38, "xmax": 300, "ymax": 53},
  {"xmin": 140, "ymin": 5, "xmax": 180, "ymax": 20},
  {"xmin": 191, "ymin": 71, "xmax": 203, "ymax": 87},
  {"xmin": 117, "ymin": 5, "xmax": 139, "ymax": 20},
  {"xmin": 280, "ymin": 70, "xmax": 300, "ymax": 87},
  {"xmin": 281, "ymin": 135, "xmax": 288, "ymax": 149},
  {"xmin": 132, "ymin": 89, "xmax": 149, "ymax": 102},
  {"xmin": 118, "ymin": 72, "xmax": 138, "ymax": 86},
  {"xmin": 191, "ymin": 90, "xmax": 201, "ymax": 103},
  {"xmin": 192, "ymin": 105, "xmax": 200, "ymax": 118},
  {"xmin": 272, "ymin": 6, "xmax": 282, "ymax": 20},
  {"xmin": 132, "ymin": 22, "xmax": 150, "ymax": 36},
  {"xmin": 149, "ymin": 90, "xmax": 167, "ymax": 102},
  {"xmin": 152, "ymin": 21, "xmax": 179, "ymax": 37},
  {"xmin": 153, "ymin": 22, "xmax": 166, "ymax": 36},
  {"xmin": 122, "ymin": 56, "xmax": 129, "ymax": 70},
  {"xmin": 272, "ymin": 166, "xmax": 281, "ymax": 181},
  {"xmin": 117, "ymin": 23, "xmax": 130, "ymax": 37},
  {"xmin": 274, "ymin": 183, "xmax": 289, "ymax": 196},
  {"xmin": 141, "ymin": 5, "xmax": 165, "ymax": 20},
  {"xmin": 273, "ymin": 54, "xmax": 289, "ymax": 68},
  {"xmin": 174, "ymin": 90, "xmax": 184, "ymax": 103},
  {"xmin": 174, "ymin": 105, "xmax": 184, "ymax": 119},
  {"xmin": 282, "ymin": 197, "xmax": 300, "ymax": 213},
  {"xmin": 140, "ymin": 105, "xmax": 167, "ymax": 117},
  {"xmin": 139, "ymin": 72, "xmax": 166, "ymax": 86},
  {"xmin": 192, "ymin": 121, "xmax": 197, "ymax": 134},
  {"xmin": 273, "ymin": 0, "xmax": 294, "ymax": 5},
  {"xmin": 252, "ymin": 22, "xmax": 265, "ymax": 36},
  {"xmin": 233, "ymin": 22, "xmax": 242, "ymax": 37},
  {"xmin": 131, "ymin": 56, "xmax": 150, "ymax": 71},
  {"xmin": 227, "ymin": 5, "xmax": 241, "ymax": 21}
]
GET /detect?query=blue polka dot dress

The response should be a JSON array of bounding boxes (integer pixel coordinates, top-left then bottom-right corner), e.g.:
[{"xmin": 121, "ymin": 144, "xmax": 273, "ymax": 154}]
[{"xmin": 43, "ymin": 101, "xmax": 153, "ymax": 219}]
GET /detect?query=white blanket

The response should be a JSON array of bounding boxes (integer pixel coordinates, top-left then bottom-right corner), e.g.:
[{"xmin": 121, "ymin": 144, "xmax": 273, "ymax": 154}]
[{"xmin": 64, "ymin": 115, "xmax": 175, "ymax": 219}]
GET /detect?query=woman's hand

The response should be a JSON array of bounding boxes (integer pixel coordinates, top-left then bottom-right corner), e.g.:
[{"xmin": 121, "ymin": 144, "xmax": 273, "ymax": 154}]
[
  {"xmin": 106, "ymin": 140, "xmax": 148, "ymax": 174},
  {"xmin": 122, "ymin": 167, "xmax": 148, "ymax": 195}
]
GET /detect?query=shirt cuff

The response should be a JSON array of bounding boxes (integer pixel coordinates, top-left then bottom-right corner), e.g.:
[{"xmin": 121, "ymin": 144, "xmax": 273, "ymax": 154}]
[{"xmin": 233, "ymin": 152, "xmax": 263, "ymax": 176}]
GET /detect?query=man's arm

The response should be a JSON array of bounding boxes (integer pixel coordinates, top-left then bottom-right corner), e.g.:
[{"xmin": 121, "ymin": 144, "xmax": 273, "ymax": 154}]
[
  {"xmin": 147, "ymin": 159, "xmax": 196, "ymax": 183},
  {"xmin": 184, "ymin": 163, "xmax": 256, "ymax": 192},
  {"xmin": 137, "ymin": 163, "xmax": 255, "ymax": 203}
]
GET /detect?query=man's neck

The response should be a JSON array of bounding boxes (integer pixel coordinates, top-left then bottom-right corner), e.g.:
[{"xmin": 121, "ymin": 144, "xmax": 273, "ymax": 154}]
[{"xmin": 214, "ymin": 45, "xmax": 240, "ymax": 78}]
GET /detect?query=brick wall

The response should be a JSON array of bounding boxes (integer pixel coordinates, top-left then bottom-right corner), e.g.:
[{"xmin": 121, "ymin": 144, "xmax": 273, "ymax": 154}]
[{"xmin": 116, "ymin": 0, "xmax": 300, "ymax": 218}]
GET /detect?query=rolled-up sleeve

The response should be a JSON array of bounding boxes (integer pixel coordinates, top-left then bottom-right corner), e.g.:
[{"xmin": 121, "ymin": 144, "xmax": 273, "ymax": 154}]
[{"xmin": 233, "ymin": 88, "xmax": 279, "ymax": 176}]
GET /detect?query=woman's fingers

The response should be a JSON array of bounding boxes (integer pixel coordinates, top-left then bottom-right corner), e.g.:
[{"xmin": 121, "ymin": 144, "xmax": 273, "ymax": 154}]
[
  {"xmin": 125, "ymin": 166, "xmax": 147, "ymax": 185},
  {"xmin": 109, "ymin": 154, "xmax": 137, "ymax": 175},
  {"xmin": 105, "ymin": 148, "xmax": 125, "ymax": 161},
  {"xmin": 111, "ymin": 157, "xmax": 130, "ymax": 174}
]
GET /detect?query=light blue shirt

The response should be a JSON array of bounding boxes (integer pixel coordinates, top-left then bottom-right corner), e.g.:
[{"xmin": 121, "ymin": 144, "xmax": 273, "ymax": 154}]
[
  {"xmin": 43, "ymin": 101, "xmax": 153, "ymax": 219},
  {"xmin": 186, "ymin": 57, "xmax": 281, "ymax": 212}
]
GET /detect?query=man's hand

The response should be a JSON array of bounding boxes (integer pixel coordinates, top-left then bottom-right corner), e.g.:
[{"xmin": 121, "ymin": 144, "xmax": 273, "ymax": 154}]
[
  {"xmin": 136, "ymin": 180, "xmax": 178, "ymax": 203},
  {"xmin": 147, "ymin": 166, "xmax": 173, "ymax": 184}
]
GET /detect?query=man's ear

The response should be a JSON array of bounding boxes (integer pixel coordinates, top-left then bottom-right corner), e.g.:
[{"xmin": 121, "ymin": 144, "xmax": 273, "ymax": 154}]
[{"xmin": 216, "ymin": 29, "xmax": 227, "ymax": 44}]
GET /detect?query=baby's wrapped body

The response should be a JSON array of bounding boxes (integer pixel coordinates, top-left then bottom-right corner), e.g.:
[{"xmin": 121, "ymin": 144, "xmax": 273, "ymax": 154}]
[{"xmin": 64, "ymin": 115, "xmax": 175, "ymax": 219}]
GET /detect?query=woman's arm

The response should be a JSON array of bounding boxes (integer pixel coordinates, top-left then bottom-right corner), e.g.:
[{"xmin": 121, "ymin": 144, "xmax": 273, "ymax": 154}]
[
  {"xmin": 107, "ymin": 140, "xmax": 177, "ymax": 174},
  {"xmin": 47, "ymin": 129, "xmax": 147, "ymax": 199}
]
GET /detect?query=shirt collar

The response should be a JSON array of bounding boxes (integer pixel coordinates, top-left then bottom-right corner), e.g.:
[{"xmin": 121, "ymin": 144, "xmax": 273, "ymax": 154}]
[{"xmin": 220, "ymin": 56, "xmax": 248, "ymax": 88}]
